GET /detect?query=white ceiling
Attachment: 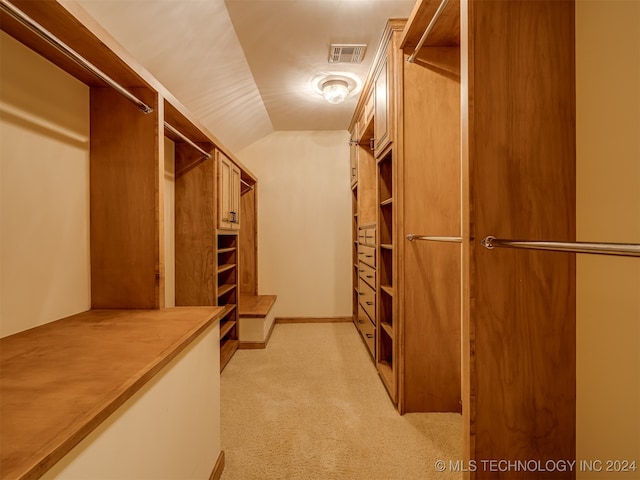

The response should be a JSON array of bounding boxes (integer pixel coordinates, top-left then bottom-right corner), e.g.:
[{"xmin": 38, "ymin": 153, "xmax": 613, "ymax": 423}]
[{"xmin": 75, "ymin": 0, "xmax": 415, "ymax": 152}]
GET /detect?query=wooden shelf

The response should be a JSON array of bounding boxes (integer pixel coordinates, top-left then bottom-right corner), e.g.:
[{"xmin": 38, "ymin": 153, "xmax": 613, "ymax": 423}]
[
  {"xmin": 377, "ymin": 361, "xmax": 394, "ymax": 392},
  {"xmin": 240, "ymin": 182, "xmax": 253, "ymax": 196},
  {"xmin": 217, "ymin": 263, "xmax": 236, "ymax": 274},
  {"xmin": 217, "ymin": 247, "xmax": 236, "ymax": 254},
  {"xmin": 220, "ymin": 338, "xmax": 239, "ymax": 371},
  {"xmin": 221, "ymin": 303, "xmax": 237, "ymax": 316},
  {"xmin": 219, "ymin": 320, "xmax": 236, "ymax": 340},
  {"xmin": 380, "ymin": 243, "xmax": 393, "ymax": 250},
  {"xmin": 400, "ymin": 0, "xmax": 461, "ymax": 49},
  {"xmin": 380, "ymin": 197, "xmax": 393, "ymax": 206},
  {"xmin": 217, "ymin": 283, "xmax": 236, "ymax": 297},
  {"xmin": 380, "ymin": 321, "xmax": 393, "ymax": 338},
  {"xmin": 238, "ymin": 295, "xmax": 277, "ymax": 318},
  {"xmin": 380, "ymin": 285, "xmax": 394, "ymax": 297}
]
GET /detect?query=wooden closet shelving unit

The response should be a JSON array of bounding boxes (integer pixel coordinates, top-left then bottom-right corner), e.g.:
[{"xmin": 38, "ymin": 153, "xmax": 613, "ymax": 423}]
[
  {"xmin": 350, "ymin": 79, "xmax": 378, "ymax": 360},
  {"xmin": 350, "ymin": 17, "xmax": 461, "ymax": 412},
  {"xmin": 400, "ymin": 0, "xmax": 577, "ymax": 478},
  {"xmin": 0, "ymin": 0, "xmax": 258, "ymax": 476},
  {"xmin": 0, "ymin": 2, "xmax": 258, "ymax": 378},
  {"xmin": 175, "ymin": 145, "xmax": 255, "ymax": 371},
  {"xmin": 217, "ymin": 233, "xmax": 239, "ymax": 369},
  {"xmin": 376, "ymin": 147, "xmax": 395, "ymax": 393}
]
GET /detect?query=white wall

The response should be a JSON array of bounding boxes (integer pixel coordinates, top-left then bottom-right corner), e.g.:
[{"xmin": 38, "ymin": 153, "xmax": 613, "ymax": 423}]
[
  {"xmin": 238, "ymin": 131, "xmax": 352, "ymax": 318},
  {"xmin": 0, "ymin": 31, "xmax": 91, "ymax": 337},
  {"xmin": 576, "ymin": 1, "xmax": 640, "ymax": 477}
]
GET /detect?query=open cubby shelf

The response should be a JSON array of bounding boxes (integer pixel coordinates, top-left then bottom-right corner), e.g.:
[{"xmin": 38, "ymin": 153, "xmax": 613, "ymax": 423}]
[{"xmin": 216, "ymin": 233, "xmax": 239, "ymax": 371}]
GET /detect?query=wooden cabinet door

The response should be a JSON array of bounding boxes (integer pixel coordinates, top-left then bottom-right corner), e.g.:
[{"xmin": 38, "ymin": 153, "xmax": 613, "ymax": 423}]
[
  {"xmin": 350, "ymin": 132, "xmax": 358, "ymax": 186},
  {"xmin": 374, "ymin": 55, "xmax": 390, "ymax": 153},
  {"xmin": 218, "ymin": 153, "xmax": 232, "ymax": 229},
  {"xmin": 230, "ymin": 163, "xmax": 241, "ymax": 230}
]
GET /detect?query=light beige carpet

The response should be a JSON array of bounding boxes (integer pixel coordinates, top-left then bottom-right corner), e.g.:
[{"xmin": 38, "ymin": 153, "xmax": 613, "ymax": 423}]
[{"xmin": 221, "ymin": 322, "xmax": 462, "ymax": 479}]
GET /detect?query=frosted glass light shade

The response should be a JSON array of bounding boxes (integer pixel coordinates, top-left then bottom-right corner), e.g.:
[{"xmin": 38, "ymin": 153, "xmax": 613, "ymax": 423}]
[{"xmin": 321, "ymin": 79, "xmax": 349, "ymax": 104}]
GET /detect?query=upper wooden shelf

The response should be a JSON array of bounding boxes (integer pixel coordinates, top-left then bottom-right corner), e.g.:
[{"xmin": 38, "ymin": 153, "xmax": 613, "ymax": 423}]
[
  {"xmin": 0, "ymin": 307, "xmax": 223, "ymax": 480},
  {"xmin": 217, "ymin": 263, "xmax": 236, "ymax": 274},
  {"xmin": 217, "ymin": 284, "xmax": 236, "ymax": 297},
  {"xmin": 400, "ymin": 0, "xmax": 460, "ymax": 50}
]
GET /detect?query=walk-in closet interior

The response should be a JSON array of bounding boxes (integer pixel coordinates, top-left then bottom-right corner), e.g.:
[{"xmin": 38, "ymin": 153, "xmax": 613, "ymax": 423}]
[{"xmin": 1, "ymin": 0, "xmax": 638, "ymax": 479}]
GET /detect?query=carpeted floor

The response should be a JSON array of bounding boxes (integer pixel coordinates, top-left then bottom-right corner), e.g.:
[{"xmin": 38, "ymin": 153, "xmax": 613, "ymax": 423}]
[{"xmin": 221, "ymin": 322, "xmax": 462, "ymax": 480}]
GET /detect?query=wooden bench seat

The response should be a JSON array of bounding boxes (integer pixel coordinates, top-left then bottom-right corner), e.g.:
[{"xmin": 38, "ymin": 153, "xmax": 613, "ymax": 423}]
[{"xmin": 237, "ymin": 295, "xmax": 277, "ymax": 348}]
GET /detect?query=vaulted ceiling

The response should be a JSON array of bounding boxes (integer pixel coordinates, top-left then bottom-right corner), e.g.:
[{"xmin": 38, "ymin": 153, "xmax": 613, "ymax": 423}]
[{"xmin": 76, "ymin": 0, "xmax": 415, "ymax": 152}]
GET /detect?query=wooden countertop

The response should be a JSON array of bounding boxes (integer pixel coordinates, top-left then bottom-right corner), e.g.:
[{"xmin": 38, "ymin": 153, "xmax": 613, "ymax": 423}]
[
  {"xmin": 238, "ymin": 295, "xmax": 277, "ymax": 318},
  {"xmin": 0, "ymin": 307, "xmax": 223, "ymax": 480}
]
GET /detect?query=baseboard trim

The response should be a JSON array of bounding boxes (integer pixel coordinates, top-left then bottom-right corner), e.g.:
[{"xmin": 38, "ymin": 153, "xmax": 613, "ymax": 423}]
[
  {"xmin": 275, "ymin": 316, "xmax": 352, "ymax": 324},
  {"xmin": 238, "ymin": 341, "xmax": 265, "ymax": 349},
  {"xmin": 210, "ymin": 450, "xmax": 225, "ymax": 480}
]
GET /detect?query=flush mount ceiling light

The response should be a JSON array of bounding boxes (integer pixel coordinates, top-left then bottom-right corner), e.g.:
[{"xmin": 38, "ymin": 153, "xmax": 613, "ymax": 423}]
[
  {"xmin": 321, "ymin": 79, "xmax": 349, "ymax": 104},
  {"xmin": 311, "ymin": 73, "xmax": 360, "ymax": 105}
]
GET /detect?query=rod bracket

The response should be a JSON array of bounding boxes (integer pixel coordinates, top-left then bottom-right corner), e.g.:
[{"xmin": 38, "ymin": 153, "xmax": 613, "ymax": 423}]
[{"xmin": 481, "ymin": 236, "xmax": 495, "ymax": 249}]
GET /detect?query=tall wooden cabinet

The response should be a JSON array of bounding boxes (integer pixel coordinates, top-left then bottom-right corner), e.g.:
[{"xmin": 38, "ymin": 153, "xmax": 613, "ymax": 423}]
[
  {"xmin": 350, "ymin": 19, "xmax": 461, "ymax": 413},
  {"xmin": 218, "ymin": 151, "xmax": 241, "ymax": 230},
  {"xmin": 350, "ymin": 85, "xmax": 378, "ymax": 357},
  {"xmin": 398, "ymin": 0, "xmax": 576, "ymax": 478},
  {"xmin": 176, "ymin": 146, "xmax": 254, "ymax": 371}
]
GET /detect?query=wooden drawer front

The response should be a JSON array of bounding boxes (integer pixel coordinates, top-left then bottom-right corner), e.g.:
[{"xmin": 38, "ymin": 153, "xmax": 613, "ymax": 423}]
[
  {"xmin": 359, "ymin": 261, "xmax": 376, "ymax": 289},
  {"xmin": 365, "ymin": 227, "xmax": 376, "ymax": 247},
  {"xmin": 359, "ymin": 278, "xmax": 376, "ymax": 321},
  {"xmin": 358, "ymin": 229, "xmax": 367, "ymax": 244},
  {"xmin": 358, "ymin": 304, "xmax": 375, "ymax": 357},
  {"xmin": 358, "ymin": 244, "xmax": 376, "ymax": 267}
]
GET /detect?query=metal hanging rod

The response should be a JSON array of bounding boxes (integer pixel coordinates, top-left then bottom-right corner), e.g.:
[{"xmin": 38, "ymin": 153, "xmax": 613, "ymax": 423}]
[
  {"xmin": 0, "ymin": 0, "xmax": 153, "ymax": 114},
  {"xmin": 481, "ymin": 236, "xmax": 640, "ymax": 258},
  {"xmin": 164, "ymin": 122, "xmax": 212, "ymax": 159},
  {"xmin": 407, "ymin": 234, "xmax": 462, "ymax": 243},
  {"xmin": 407, "ymin": 0, "xmax": 450, "ymax": 63},
  {"xmin": 241, "ymin": 178, "xmax": 254, "ymax": 190}
]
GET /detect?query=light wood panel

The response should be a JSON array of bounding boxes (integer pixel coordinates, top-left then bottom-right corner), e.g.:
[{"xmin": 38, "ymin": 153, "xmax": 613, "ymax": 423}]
[
  {"xmin": 374, "ymin": 55, "xmax": 390, "ymax": 153},
  {"xmin": 239, "ymin": 187, "xmax": 258, "ymax": 295},
  {"xmin": 403, "ymin": 57, "xmax": 460, "ymax": 237},
  {"xmin": 90, "ymin": 87, "xmax": 161, "ymax": 308},
  {"xmin": 357, "ymin": 144, "xmax": 377, "ymax": 226},
  {"xmin": 401, "ymin": 0, "xmax": 461, "ymax": 49},
  {"xmin": 238, "ymin": 295, "xmax": 276, "ymax": 318},
  {"xmin": 469, "ymin": 0, "xmax": 576, "ymax": 476},
  {"xmin": 175, "ymin": 149, "xmax": 216, "ymax": 306},
  {"xmin": 403, "ymin": 242, "xmax": 461, "ymax": 412},
  {"xmin": 400, "ymin": 55, "xmax": 461, "ymax": 413}
]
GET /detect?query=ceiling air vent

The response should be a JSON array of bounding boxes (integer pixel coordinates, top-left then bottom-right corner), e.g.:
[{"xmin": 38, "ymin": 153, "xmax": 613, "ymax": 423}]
[{"xmin": 328, "ymin": 44, "xmax": 367, "ymax": 64}]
